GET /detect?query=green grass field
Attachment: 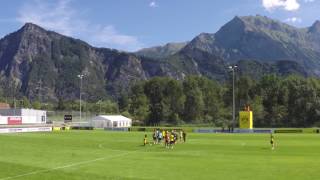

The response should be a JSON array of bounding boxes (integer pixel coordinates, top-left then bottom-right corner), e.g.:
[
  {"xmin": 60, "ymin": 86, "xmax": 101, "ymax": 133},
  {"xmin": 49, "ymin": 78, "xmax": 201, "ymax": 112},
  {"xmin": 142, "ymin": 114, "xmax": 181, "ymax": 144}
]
[{"xmin": 0, "ymin": 130, "xmax": 319, "ymax": 180}]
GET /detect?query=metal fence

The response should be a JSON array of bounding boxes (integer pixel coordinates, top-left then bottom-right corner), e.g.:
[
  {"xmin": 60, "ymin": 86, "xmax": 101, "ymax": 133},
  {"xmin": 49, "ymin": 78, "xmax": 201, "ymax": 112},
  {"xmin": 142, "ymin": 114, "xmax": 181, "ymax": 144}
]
[{"xmin": 47, "ymin": 111, "xmax": 98, "ymax": 122}]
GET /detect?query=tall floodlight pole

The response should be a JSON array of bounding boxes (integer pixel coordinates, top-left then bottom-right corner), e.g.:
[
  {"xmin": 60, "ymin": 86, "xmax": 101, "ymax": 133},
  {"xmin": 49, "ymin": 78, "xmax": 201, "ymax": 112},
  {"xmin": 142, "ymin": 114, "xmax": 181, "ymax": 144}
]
[
  {"xmin": 98, "ymin": 99, "xmax": 102, "ymax": 115},
  {"xmin": 229, "ymin": 65, "xmax": 238, "ymax": 132},
  {"xmin": 38, "ymin": 80, "xmax": 42, "ymax": 107},
  {"xmin": 13, "ymin": 96, "xmax": 16, "ymax": 116},
  {"xmin": 77, "ymin": 74, "xmax": 84, "ymax": 121}
]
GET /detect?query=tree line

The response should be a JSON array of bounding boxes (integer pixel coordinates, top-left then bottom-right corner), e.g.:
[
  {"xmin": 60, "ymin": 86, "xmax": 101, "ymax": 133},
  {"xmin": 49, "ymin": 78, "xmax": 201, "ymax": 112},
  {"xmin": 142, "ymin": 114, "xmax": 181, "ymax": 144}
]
[
  {"xmin": 0, "ymin": 74, "xmax": 320, "ymax": 127},
  {"xmin": 124, "ymin": 75, "xmax": 320, "ymax": 127}
]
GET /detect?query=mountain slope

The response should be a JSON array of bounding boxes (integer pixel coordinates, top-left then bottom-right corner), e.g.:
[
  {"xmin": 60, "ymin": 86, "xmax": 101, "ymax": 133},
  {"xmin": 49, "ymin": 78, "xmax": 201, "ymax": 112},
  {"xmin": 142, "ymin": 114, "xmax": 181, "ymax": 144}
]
[
  {"xmin": 180, "ymin": 15, "xmax": 320, "ymax": 75},
  {"xmin": 135, "ymin": 42, "xmax": 188, "ymax": 59},
  {"xmin": 0, "ymin": 23, "xmax": 183, "ymax": 101}
]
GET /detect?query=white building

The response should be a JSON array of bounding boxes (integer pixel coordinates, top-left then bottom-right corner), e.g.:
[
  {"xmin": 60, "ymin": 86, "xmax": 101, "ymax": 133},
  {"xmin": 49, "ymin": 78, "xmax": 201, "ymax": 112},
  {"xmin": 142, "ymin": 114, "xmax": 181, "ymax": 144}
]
[
  {"xmin": 0, "ymin": 108, "xmax": 47, "ymax": 125},
  {"xmin": 91, "ymin": 115, "xmax": 132, "ymax": 128}
]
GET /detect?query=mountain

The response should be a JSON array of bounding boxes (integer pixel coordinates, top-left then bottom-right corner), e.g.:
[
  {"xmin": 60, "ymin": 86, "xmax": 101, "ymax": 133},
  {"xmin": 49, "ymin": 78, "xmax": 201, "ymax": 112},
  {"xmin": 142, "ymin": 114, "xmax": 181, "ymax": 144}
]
[
  {"xmin": 0, "ymin": 23, "xmax": 183, "ymax": 101},
  {"xmin": 135, "ymin": 42, "xmax": 188, "ymax": 59},
  {"xmin": 167, "ymin": 15, "xmax": 320, "ymax": 79},
  {"xmin": 0, "ymin": 15, "xmax": 318, "ymax": 102},
  {"xmin": 237, "ymin": 60, "xmax": 311, "ymax": 78},
  {"xmin": 309, "ymin": 20, "xmax": 320, "ymax": 34}
]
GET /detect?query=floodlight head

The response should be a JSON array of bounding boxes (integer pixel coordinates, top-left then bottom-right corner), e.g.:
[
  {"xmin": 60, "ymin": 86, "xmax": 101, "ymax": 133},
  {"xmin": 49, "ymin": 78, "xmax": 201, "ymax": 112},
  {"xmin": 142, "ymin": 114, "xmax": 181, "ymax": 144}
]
[{"xmin": 228, "ymin": 65, "xmax": 238, "ymax": 70}]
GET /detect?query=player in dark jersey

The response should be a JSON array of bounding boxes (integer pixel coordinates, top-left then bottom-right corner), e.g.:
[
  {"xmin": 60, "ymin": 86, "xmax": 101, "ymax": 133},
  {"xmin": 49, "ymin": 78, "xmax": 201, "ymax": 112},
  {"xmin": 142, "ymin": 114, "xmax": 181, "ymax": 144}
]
[
  {"xmin": 182, "ymin": 131, "xmax": 187, "ymax": 143},
  {"xmin": 165, "ymin": 131, "xmax": 170, "ymax": 148},
  {"xmin": 270, "ymin": 133, "xmax": 275, "ymax": 150},
  {"xmin": 153, "ymin": 129, "xmax": 157, "ymax": 144}
]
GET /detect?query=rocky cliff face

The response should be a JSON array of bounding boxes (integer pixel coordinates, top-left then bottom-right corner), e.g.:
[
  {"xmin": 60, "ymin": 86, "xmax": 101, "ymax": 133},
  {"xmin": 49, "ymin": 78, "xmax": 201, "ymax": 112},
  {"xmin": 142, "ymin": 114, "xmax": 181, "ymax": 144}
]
[
  {"xmin": 0, "ymin": 23, "xmax": 108, "ymax": 101},
  {"xmin": 0, "ymin": 23, "xmax": 183, "ymax": 101}
]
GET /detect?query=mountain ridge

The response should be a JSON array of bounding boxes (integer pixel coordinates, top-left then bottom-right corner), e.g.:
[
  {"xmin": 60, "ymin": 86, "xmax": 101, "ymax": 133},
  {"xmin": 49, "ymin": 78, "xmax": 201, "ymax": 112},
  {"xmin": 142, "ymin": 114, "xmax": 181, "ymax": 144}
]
[
  {"xmin": 179, "ymin": 15, "xmax": 320, "ymax": 74},
  {"xmin": 135, "ymin": 42, "xmax": 188, "ymax": 59},
  {"xmin": 0, "ymin": 15, "xmax": 318, "ymax": 101},
  {"xmin": 0, "ymin": 23, "xmax": 184, "ymax": 101}
]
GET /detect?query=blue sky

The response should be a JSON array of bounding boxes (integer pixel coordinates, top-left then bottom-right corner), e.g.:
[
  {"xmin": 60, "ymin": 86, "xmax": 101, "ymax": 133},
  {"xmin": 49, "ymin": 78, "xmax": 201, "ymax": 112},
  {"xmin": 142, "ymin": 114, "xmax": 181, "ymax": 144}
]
[{"xmin": 0, "ymin": 0, "xmax": 319, "ymax": 51}]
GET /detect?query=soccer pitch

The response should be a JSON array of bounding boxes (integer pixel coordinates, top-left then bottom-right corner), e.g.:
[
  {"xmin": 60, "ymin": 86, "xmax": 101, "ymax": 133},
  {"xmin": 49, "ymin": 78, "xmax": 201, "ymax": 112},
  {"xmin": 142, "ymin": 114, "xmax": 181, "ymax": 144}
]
[{"xmin": 0, "ymin": 131, "xmax": 319, "ymax": 180}]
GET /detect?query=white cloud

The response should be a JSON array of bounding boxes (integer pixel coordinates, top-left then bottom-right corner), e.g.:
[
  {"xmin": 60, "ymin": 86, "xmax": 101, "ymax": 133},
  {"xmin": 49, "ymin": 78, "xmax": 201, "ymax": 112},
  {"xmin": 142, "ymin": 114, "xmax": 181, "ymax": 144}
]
[
  {"xmin": 285, "ymin": 17, "xmax": 302, "ymax": 23},
  {"xmin": 262, "ymin": 0, "xmax": 300, "ymax": 11},
  {"xmin": 16, "ymin": 0, "xmax": 143, "ymax": 51},
  {"xmin": 149, "ymin": 1, "xmax": 158, "ymax": 8},
  {"xmin": 91, "ymin": 25, "xmax": 142, "ymax": 50}
]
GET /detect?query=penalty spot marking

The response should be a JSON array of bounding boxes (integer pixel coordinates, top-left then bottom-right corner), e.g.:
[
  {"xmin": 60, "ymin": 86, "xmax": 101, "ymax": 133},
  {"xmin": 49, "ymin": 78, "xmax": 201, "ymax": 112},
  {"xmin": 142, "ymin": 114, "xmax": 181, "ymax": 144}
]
[{"xmin": 0, "ymin": 149, "xmax": 139, "ymax": 180}]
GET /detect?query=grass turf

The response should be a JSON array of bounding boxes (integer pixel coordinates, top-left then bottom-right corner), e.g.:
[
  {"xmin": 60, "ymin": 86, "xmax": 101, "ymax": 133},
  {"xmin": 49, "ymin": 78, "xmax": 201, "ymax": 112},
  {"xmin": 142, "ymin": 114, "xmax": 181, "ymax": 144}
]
[{"xmin": 0, "ymin": 130, "xmax": 319, "ymax": 180}]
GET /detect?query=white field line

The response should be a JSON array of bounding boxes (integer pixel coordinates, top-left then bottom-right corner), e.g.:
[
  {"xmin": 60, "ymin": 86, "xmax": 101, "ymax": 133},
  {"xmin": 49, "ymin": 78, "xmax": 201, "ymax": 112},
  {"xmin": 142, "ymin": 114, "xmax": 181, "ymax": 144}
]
[{"xmin": 0, "ymin": 150, "xmax": 139, "ymax": 180}]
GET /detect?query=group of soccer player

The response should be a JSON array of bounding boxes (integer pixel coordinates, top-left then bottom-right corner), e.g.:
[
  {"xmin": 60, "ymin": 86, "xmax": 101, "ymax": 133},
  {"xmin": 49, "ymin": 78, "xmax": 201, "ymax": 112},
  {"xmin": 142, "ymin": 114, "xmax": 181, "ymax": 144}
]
[
  {"xmin": 143, "ymin": 129, "xmax": 186, "ymax": 149},
  {"xmin": 143, "ymin": 129, "xmax": 275, "ymax": 150}
]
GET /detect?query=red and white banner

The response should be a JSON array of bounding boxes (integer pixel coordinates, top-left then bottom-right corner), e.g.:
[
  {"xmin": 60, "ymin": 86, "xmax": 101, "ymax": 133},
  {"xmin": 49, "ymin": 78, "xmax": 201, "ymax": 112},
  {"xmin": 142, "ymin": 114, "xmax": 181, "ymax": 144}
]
[
  {"xmin": 7, "ymin": 117, "xmax": 22, "ymax": 125},
  {"xmin": 0, "ymin": 116, "xmax": 43, "ymax": 125}
]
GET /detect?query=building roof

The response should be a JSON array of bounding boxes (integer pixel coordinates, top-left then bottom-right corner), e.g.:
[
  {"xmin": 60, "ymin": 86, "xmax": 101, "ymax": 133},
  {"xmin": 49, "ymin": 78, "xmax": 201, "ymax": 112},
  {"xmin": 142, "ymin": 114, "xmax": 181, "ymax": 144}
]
[{"xmin": 93, "ymin": 115, "xmax": 132, "ymax": 122}]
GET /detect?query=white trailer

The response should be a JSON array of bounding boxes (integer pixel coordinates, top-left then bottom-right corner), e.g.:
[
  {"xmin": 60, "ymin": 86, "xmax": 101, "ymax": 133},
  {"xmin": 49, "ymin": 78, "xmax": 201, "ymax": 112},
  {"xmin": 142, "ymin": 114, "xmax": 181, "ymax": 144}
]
[{"xmin": 91, "ymin": 115, "xmax": 132, "ymax": 128}]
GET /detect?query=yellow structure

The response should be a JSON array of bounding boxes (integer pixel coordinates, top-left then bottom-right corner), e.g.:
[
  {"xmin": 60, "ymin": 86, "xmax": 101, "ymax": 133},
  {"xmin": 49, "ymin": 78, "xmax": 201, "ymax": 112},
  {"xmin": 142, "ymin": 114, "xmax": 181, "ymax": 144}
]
[
  {"xmin": 53, "ymin": 126, "xmax": 71, "ymax": 131},
  {"xmin": 239, "ymin": 111, "xmax": 253, "ymax": 129},
  {"xmin": 53, "ymin": 127, "xmax": 61, "ymax": 131}
]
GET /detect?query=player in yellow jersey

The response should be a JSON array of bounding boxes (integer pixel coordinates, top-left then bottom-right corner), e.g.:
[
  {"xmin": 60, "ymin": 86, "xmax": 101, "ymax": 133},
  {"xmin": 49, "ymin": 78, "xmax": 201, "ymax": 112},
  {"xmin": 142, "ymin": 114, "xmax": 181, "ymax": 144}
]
[
  {"xmin": 170, "ymin": 133, "xmax": 175, "ymax": 149},
  {"xmin": 162, "ymin": 130, "xmax": 166, "ymax": 146},
  {"xmin": 144, "ymin": 134, "xmax": 148, "ymax": 146}
]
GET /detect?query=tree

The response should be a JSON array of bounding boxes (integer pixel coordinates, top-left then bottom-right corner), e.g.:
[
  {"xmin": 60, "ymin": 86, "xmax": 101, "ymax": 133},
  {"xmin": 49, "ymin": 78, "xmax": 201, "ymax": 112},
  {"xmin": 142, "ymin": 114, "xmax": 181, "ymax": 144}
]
[
  {"xmin": 21, "ymin": 96, "xmax": 31, "ymax": 108},
  {"xmin": 100, "ymin": 100, "xmax": 118, "ymax": 114},
  {"xmin": 237, "ymin": 76, "xmax": 256, "ymax": 107},
  {"xmin": 163, "ymin": 79, "xmax": 185, "ymax": 124},
  {"xmin": 258, "ymin": 75, "xmax": 287, "ymax": 127},
  {"xmin": 144, "ymin": 78, "xmax": 166, "ymax": 125},
  {"xmin": 118, "ymin": 92, "xmax": 129, "ymax": 113},
  {"xmin": 183, "ymin": 76, "xmax": 204, "ymax": 123},
  {"xmin": 56, "ymin": 98, "xmax": 66, "ymax": 110},
  {"xmin": 249, "ymin": 96, "xmax": 265, "ymax": 127},
  {"xmin": 197, "ymin": 77, "xmax": 223, "ymax": 124},
  {"xmin": 129, "ymin": 83, "xmax": 148, "ymax": 124},
  {"xmin": 32, "ymin": 101, "xmax": 41, "ymax": 109}
]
